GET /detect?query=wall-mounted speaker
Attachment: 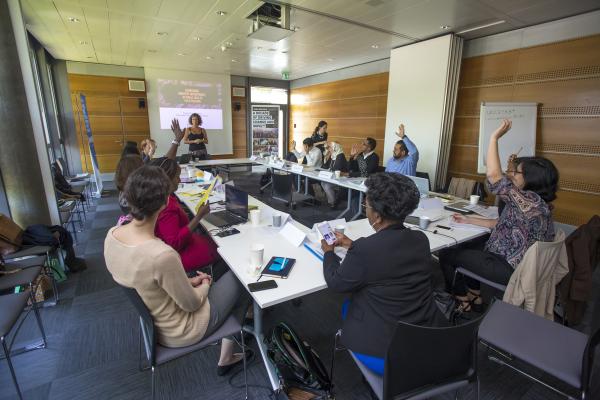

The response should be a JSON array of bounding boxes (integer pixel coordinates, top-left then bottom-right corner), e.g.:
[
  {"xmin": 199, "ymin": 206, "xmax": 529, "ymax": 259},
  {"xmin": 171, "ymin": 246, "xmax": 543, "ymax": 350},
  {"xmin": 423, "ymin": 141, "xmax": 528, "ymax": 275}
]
[
  {"xmin": 234, "ymin": 102, "xmax": 241, "ymax": 111},
  {"xmin": 138, "ymin": 98, "xmax": 146, "ymax": 109}
]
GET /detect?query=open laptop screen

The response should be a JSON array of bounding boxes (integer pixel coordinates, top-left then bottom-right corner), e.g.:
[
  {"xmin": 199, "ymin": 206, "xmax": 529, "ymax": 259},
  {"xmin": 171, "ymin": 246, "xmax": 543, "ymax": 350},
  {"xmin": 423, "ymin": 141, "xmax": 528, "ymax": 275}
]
[
  {"xmin": 225, "ymin": 185, "xmax": 248, "ymax": 220},
  {"xmin": 407, "ymin": 175, "xmax": 430, "ymax": 197}
]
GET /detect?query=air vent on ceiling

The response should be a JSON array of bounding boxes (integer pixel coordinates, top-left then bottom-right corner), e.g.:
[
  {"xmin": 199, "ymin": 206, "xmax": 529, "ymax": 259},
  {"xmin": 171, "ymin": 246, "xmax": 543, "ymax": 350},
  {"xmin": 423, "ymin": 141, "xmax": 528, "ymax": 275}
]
[
  {"xmin": 128, "ymin": 80, "xmax": 146, "ymax": 92},
  {"xmin": 247, "ymin": 3, "xmax": 294, "ymax": 42}
]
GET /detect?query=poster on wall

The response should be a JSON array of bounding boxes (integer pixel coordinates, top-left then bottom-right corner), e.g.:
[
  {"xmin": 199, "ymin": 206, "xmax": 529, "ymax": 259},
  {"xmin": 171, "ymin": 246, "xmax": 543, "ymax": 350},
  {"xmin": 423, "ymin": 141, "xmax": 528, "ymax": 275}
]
[
  {"xmin": 251, "ymin": 105, "xmax": 279, "ymax": 156},
  {"xmin": 79, "ymin": 94, "xmax": 103, "ymax": 197}
]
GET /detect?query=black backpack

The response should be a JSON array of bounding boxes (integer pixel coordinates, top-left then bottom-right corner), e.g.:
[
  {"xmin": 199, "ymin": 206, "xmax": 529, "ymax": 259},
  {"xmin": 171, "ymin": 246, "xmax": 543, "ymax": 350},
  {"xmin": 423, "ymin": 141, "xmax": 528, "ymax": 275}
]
[{"xmin": 266, "ymin": 322, "xmax": 331, "ymax": 397}]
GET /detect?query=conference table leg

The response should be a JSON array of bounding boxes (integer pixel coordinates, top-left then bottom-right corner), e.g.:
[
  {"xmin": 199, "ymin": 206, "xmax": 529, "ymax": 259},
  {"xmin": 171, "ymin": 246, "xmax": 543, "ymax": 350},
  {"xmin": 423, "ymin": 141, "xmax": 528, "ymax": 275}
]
[
  {"xmin": 336, "ymin": 188, "xmax": 352, "ymax": 219},
  {"xmin": 244, "ymin": 301, "xmax": 281, "ymax": 392},
  {"xmin": 304, "ymin": 176, "xmax": 309, "ymax": 195},
  {"xmin": 350, "ymin": 191, "xmax": 364, "ymax": 221},
  {"xmin": 297, "ymin": 175, "xmax": 301, "ymax": 193}
]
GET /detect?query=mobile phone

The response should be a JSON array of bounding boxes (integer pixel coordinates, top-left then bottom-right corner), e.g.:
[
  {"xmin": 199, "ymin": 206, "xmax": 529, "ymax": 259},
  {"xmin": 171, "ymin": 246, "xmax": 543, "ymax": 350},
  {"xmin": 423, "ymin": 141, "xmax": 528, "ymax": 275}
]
[
  {"xmin": 316, "ymin": 223, "xmax": 336, "ymax": 245},
  {"xmin": 216, "ymin": 228, "xmax": 240, "ymax": 237},
  {"xmin": 436, "ymin": 225, "xmax": 452, "ymax": 230},
  {"xmin": 248, "ymin": 280, "xmax": 278, "ymax": 292}
]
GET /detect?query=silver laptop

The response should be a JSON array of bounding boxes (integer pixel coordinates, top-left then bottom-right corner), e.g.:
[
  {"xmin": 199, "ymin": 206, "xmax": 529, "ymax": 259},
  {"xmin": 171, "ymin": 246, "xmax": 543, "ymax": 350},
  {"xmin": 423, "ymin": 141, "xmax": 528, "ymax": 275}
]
[{"xmin": 407, "ymin": 175, "xmax": 430, "ymax": 197}]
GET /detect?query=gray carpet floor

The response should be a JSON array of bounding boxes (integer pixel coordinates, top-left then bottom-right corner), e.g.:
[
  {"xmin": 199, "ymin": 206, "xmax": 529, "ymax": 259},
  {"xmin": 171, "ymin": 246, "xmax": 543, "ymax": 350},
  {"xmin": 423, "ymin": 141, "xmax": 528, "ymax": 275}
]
[{"xmin": 1, "ymin": 173, "xmax": 598, "ymax": 400}]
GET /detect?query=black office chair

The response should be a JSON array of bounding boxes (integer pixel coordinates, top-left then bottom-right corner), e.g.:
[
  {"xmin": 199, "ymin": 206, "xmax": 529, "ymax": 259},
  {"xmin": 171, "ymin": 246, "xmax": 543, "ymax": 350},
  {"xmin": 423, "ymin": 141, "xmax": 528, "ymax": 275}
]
[
  {"xmin": 334, "ymin": 317, "xmax": 482, "ymax": 400},
  {"xmin": 120, "ymin": 286, "xmax": 249, "ymax": 400},
  {"xmin": 479, "ymin": 301, "xmax": 599, "ymax": 400},
  {"xmin": 271, "ymin": 169, "xmax": 313, "ymax": 209}
]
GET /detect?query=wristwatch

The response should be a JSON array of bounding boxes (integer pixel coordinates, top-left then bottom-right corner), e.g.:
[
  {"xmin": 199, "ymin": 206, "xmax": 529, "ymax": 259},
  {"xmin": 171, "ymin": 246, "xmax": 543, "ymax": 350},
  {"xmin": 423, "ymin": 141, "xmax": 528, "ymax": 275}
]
[{"xmin": 171, "ymin": 140, "xmax": 180, "ymax": 146}]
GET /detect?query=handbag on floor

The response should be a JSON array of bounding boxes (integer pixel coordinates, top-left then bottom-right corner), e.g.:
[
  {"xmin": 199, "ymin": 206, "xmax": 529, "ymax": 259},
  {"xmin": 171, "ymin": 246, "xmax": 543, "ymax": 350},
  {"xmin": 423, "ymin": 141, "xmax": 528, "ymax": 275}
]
[{"xmin": 266, "ymin": 322, "xmax": 331, "ymax": 398}]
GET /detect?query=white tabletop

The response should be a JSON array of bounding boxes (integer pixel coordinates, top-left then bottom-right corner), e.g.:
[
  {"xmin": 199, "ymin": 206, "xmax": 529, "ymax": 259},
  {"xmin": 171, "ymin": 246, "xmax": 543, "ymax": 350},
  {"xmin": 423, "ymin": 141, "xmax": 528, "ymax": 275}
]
[
  {"xmin": 175, "ymin": 182, "xmax": 486, "ymax": 309},
  {"xmin": 182, "ymin": 158, "xmax": 255, "ymax": 167}
]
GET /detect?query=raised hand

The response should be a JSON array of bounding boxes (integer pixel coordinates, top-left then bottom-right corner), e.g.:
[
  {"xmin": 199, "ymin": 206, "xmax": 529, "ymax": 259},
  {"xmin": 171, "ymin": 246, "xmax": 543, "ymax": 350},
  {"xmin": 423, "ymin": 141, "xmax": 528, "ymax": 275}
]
[
  {"xmin": 491, "ymin": 119, "xmax": 512, "ymax": 140},
  {"xmin": 170, "ymin": 119, "xmax": 184, "ymax": 142},
  {"xmin": 350, "ymin": 144, "xmax": 360, "ymax": 157},
  {"xmin": 290, "ymin": 140, "xmax": 297, "ymax": 151},
  {"xmin": 395, "ymin": 124, "xmax": 405, "ymax": 138},
  {"xmin": 195, "ymin": 204, "xmax": 210, "ymax": 220}
]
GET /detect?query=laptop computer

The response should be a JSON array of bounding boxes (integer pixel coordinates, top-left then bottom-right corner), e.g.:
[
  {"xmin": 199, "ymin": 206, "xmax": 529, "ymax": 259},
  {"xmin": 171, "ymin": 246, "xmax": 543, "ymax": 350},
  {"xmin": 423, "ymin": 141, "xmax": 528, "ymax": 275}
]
[
  {"xmin": 407, "ymin": 175, "xmax": 430, "ymax": 198},
  {"xmin": 203, "ymin": 185, "xmax": 249, "ymax": 227}
]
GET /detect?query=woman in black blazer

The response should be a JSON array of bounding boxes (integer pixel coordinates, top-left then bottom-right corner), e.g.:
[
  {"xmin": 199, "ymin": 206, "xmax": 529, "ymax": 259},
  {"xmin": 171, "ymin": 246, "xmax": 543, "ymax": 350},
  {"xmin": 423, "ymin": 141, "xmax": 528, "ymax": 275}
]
[{"xmin": 321, "ymin": 173, "xmax": 446, "ymax": 375}]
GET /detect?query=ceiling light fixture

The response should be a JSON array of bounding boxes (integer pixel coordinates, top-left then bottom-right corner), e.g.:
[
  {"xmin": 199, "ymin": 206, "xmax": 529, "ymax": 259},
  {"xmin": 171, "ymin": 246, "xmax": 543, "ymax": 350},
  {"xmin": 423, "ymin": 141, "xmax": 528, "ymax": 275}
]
[
  {"xmin": 371, "ymin": 44, "xmax": 379, "ymax": 49},
  {"xmin": 86, "ymin": 56, "xmax": 94, "ymax": 59},
  {"xmin": 256, "ymin": 46, "xmax": 263, "ymax": 50},
  {"xmin": 193, "ymin": 36, "xmax": 202, "ymax": 41},
  {"xmin": 440, "ymin": 25, "xmax": 451, "ymax": 30},
  {"xmin": 456, "ymin": 20, "xmax": 505, "ymax": 35},
  {"xmin": 225, "ymin": 41, "xmax": 233, "ymax": 47},
  {"xmin": 68, "ymin": 17, "xmax": 80, "ymax": 23},
  {"xmin": 79, "ymin": 41, "xmax": 88, "ymax": 45},
  {"xmin": 327, "ymin": 58, "xmax": 334, "ymax": 62},
  {"xmin": 231, "ymin": 59, "xmax": 238, "ymax": 63},
  {"xmin": 177, "ymin": 52, "xmax": 187, "ymax": 56},
  {"xmin": 156, "ymin": 31, "xmax": 168, "ymax": 36},
  {"xmin": 147, "ymin": 49, "xmax": 157, "ymax": 53},
  {"xmin": 216, "ymin": 11, "xmax": 227, "ymax": 16},
  {"xmin": 205, "ymin": 56, "xmax": 213, "ymax": 60}
]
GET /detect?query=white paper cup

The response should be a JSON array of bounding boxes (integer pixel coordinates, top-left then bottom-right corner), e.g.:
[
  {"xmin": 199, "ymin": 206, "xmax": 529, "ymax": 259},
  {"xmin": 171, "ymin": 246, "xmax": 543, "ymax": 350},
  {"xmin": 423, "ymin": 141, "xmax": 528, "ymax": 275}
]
[
  {"xmin": 334, "ymin": 170, "xmax": 341, "ymax": 179},
  {"xmin": 334, "ymin": 225, "xmax": 345, "ymax": 235},
  {"xmin": 248, "ymin": 244, "xmax": 264, "ymax": 275},
  {"xmin": 470, "ymin": 195, "xmax": 480, "ymax": 205},
  {"xmin": 419, "ymin": 216, "xmax": 431, "ymax": 230},
  {"xmin": 273, "ymin": 214, "xmax": 282, "ymax": 227},
  {"xmin": 250, "ymin": 209, "xmax": 261, "ymax": 226}
]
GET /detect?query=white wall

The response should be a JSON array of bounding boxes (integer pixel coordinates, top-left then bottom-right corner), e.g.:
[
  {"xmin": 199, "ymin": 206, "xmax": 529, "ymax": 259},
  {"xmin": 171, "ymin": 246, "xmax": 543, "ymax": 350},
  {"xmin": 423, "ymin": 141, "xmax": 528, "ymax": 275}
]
[
  {"xmin": 144, "ymin": 67, "xmax": 233, "ymax": 156},
  {"xmin": 384, "ymin": 35, "xmax": 455, "ymax": 188}
]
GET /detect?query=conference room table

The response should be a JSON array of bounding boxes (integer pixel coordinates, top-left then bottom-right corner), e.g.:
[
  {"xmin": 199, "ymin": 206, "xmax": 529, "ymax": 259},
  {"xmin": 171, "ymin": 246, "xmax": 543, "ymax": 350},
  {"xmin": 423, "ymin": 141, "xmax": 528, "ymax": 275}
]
[{"xmin": 175, "ymin": 181, "xmax": 488, "ymax": 392}]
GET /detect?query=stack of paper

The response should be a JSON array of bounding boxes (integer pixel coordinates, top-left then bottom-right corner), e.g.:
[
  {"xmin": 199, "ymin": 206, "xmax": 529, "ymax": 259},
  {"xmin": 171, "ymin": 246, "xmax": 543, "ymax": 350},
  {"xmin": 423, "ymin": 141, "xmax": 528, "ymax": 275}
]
[{"xmin": 449, "ymin": 221, "xmax": 491, "ymax": 233}]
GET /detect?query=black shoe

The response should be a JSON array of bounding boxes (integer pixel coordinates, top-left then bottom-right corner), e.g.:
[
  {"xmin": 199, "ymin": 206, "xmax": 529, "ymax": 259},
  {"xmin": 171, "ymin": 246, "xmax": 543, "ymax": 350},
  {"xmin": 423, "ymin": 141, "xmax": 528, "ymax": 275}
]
[{"xmin": 216, "ymin": 350, "xmax": 253, "ymax": 376}]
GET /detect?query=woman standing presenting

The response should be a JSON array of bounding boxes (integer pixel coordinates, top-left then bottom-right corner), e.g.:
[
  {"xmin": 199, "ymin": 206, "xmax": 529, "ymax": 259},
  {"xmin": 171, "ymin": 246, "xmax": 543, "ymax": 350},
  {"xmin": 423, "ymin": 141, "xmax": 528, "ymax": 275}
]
[
  {"xmin": 311, "ymin": 120, "xmax": 328, "ymax": 154},
  {"xmin": 183, "ymin": 113, "xmax": 209, "ymax": 160}
]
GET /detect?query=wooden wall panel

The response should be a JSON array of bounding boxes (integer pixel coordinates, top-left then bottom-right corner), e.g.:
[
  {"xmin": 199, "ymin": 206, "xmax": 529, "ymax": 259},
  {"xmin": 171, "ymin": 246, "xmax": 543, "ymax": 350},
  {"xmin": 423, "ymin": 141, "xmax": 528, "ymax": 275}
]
[
  {"xmin": 230, "ymin": 86, "xmax": 247, "ymax": 159},
  {"xmin": 68, "ymin": 74, "xmax": 150, "ymax": 173},
  {"xmin": 289, "ymin": 72, "xmax": 389, "ymax": 163},
  {"xmin": 449, "ymin": 34, "xmax": 600, "ymax": 226}
]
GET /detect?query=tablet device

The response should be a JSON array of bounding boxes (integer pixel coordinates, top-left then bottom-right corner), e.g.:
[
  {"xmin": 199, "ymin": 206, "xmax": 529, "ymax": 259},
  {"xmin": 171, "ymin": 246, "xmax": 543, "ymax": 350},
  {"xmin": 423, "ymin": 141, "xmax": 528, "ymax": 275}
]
[
  {"xmin": 261, "ymin": 257, "xmax": 296, "ymax": 279},
  {"xmin": 316, "ymin": 223, "xmax": 336, "ymax": 245}
]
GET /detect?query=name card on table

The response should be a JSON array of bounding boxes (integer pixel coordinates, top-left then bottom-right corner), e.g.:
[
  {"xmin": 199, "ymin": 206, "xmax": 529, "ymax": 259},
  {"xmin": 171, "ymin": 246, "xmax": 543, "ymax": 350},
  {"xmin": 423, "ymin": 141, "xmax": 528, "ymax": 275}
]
[
  {"xmin": 291, "ymin": 164, "xmax": 304, "ymax": 173},
  {"xmin": 249, "ymin": 155, "xmax": 257, "ymax": 161},
  {"xmin": 318, "ymin": 171, "xmax": 333, "ymax": 179},
  {"xmin": 272, "ymin": 161, "xmax": 285, "ymax": 169},
  {"xmin": 279, "ymin": 222, "xmax": 306, "ymax": 247}
]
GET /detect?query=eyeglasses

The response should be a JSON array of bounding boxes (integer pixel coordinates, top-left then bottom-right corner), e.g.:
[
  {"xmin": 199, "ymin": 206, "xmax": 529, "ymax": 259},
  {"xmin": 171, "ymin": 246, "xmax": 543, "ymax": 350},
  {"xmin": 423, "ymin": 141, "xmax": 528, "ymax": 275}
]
[
  {"xmin": 507, "ymin": 169, "xmax": 523, "ymax": 176},
  {"xmin": 361, "ymin": 201, "xmax": 372, "ymax": 209}
]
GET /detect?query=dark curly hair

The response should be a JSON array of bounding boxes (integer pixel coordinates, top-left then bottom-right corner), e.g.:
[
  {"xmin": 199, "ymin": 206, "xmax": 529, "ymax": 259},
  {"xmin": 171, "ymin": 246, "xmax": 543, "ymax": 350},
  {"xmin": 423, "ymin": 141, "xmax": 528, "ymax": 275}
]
[
  {"xmin": 123, "ymin": 166, "xmax": 171, "ymax": 220},
  {"xmin": 115, "ymin": 155, "xmax": 143, "ymax": 192},
  {"xmin": 188, "ymin": 113, "xmax": 202, "ymax": 125},
  {"xmin": 365, "ymin": 137, "xmax": 377, "ymax": 151},
  {"xmin": 365, "ymin": 173, "xmax": 419, "ymax": 223},
  {"xmin": 514, "ymin": 157, "xmax": 559, "ymax": 203},
  {"xmin": 302, "ymin": 137, "xmax": 314, "ymax": 147}
]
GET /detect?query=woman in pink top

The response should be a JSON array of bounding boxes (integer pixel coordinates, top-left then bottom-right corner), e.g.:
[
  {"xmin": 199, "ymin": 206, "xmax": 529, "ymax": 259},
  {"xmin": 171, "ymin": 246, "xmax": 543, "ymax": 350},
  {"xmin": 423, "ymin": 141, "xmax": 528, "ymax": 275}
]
[{"xmin": 151, "ymin": 157, "xmax": 219, "ymax": 274}]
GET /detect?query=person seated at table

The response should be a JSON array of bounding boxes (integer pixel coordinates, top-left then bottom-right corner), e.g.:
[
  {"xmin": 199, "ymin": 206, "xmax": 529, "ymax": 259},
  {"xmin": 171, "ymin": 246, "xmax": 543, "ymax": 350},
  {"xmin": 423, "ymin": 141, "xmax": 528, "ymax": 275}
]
[
  {"xmin": 150, "ymin": 157, "xmax": 220, "ymax": 276},
  {"xmin": 321, "ymin": 142, "xmax": 348, "ymax": 209},
  {"xmin": 439, "ymin": 119, "xmax": 558, "ymax": 312},
  {"xmin": 140, "ymin": 138, "xmax": 157, "ymax": 163},
  {"xmin": 385, "ymin": 124, "xmax": 419, "ymax": 177},
  {"xmin": 348, "ymin": 137, "xmax": 379, "ymax": 177},
  {"xmin": 115, "ymin": 119, "xmax": 184, "ymax": 226},
  {"xmin": 104, "ymin": 166, "xmax": 248, "ymax": 375},
  {"xmin": 121, "ymin": 141, "xmax": 141, "ymax": 158},
  {"xmin": 290, "ymin": 137, "xmax": 323, "ymax": 168},
  {"xmin": 321, "ymin": 172, "xmax": 446, "ymax": 375}
]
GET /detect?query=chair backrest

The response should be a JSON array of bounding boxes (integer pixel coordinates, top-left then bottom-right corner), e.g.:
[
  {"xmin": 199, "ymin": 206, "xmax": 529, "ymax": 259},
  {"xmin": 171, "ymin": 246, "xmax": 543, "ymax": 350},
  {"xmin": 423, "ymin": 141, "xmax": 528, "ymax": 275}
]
[
  {"xmin": 582, "ymin": 327, "xmax": 600, "ymax": 394},
  {"xmin": 271, "ymin": 169, "xmax": 293, "ymax": 200},
  {"xmin": 447, "ymin": 177, "xmax": 477, "ymax": 199},
  {"xmin": 120, "ymin": 285, "xmax": 157, "ymax": 364},
  {"xmin": 383, "ymin": 317, "xmax": 482, "ymax": 399}
]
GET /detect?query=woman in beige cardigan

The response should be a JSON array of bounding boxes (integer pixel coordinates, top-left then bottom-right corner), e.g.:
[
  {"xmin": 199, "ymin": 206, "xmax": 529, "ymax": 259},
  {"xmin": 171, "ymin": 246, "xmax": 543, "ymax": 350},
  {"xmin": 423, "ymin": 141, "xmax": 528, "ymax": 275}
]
[{"xmin": 104, "ymin": 165, "xmax": 248, "ymax": 375}]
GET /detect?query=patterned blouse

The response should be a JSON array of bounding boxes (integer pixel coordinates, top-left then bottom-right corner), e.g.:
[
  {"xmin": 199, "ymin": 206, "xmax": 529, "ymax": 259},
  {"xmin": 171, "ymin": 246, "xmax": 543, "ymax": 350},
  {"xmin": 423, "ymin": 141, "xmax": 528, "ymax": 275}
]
[{"xmin": 484, "ymin": 176, "xmax": 555, "ymax": 268}]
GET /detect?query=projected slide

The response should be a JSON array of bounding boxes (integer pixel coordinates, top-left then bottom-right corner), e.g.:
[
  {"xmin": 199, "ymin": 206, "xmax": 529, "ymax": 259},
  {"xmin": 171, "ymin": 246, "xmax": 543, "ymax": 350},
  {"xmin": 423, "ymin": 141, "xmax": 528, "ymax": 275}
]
[{"xmin": 158, "ymin": 79, "xmax": 223, "ymax": 129}]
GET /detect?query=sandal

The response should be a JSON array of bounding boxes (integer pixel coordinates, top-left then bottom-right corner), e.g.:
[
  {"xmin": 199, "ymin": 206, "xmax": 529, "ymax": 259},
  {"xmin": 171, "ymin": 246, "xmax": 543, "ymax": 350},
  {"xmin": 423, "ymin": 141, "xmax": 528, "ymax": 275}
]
[
  {"xmin": 455, "ymin": 296, "xmax": 472, "ymax": 313},
  {"xmin": 467, "ymin": 290, "xmax": 484, "ymax": 313}
]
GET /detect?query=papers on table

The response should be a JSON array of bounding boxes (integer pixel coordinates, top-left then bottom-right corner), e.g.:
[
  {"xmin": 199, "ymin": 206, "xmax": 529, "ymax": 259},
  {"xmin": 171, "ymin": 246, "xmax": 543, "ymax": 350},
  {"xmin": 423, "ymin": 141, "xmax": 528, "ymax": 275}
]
[
  {"xmin": 449, "ymin": 221, "xmax": 491, "ymax": 233},
  {"xmin": 303, "ymin": 240, "xmax": 348, "ymax": 261},
  {"xmin": 464, "ymin": 204, "xmax": 499, "ymax": 219},
  {"xmin": 410, "ymin": 209, "xmax": 445, "ymax": 222},
  {"xmin": 279, "ymin": 222, "xmax": 306, "ymax": 247},
  {"xmin": 176, "ymin": 186, "xmax": 204, "ymax": 196}
]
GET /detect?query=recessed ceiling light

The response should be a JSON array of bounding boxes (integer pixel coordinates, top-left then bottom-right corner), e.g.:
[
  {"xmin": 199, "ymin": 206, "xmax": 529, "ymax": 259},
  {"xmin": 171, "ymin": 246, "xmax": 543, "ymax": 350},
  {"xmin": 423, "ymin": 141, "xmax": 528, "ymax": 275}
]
[
  {"xmin": 216, "ymin": 11, "xmax": 227, "ymax": 16},
  {"xmin": 177, "ymin": 52, "xmax": 187, "ymax": 56},
  {"xmin": 256, "ymin": 46, "xmax": 263, "ymax": 50},
  {"xmin": 156, "ymin": 31, "xmax": 168, "ymax": 36},
  {"xmin": 327, "ymin": 58, "xmax": 334, "ymax": 62},
  {"xmin": 205, "ymin": 56, "xmax": 213, "ymax": 60},
  {"xmin": 225, "ymin": 41, "xmax": 233, "ymax": 47},
  {"xmin": 147, "ymin": 49, "xmax": 157, "ymax": 53},
  {"xmin": 193, "ymin": 36, "xmax": 202, "ymax": 41},
  {"xmin": 440, "ymin": 25, "xmax": 451, "ymax": 30},
  {"xmin": 292, "ymin": 26, "xmax": 300, "ymax": 31},
  {"xmin": 68, "ymin": 17, "xmax": 80, "ymax": 23},
  {"xmin": 231, "ymin": 59, "xmax": 238, "ymax": 63},
  {"xmin": 79, "ymin": 40, "xmax": 88, "ymax": 45},
  {"xmin": 371, "ymin": 44, "xmax": 379, "ymax": 49}
]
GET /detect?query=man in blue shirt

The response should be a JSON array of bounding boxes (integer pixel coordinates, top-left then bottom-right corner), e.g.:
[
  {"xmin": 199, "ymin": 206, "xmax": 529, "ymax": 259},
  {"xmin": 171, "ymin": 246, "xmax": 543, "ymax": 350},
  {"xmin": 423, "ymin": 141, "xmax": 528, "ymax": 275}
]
[{"xmin": 385, "ymin": 124, "xmax": 419, "ymax": 176}]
